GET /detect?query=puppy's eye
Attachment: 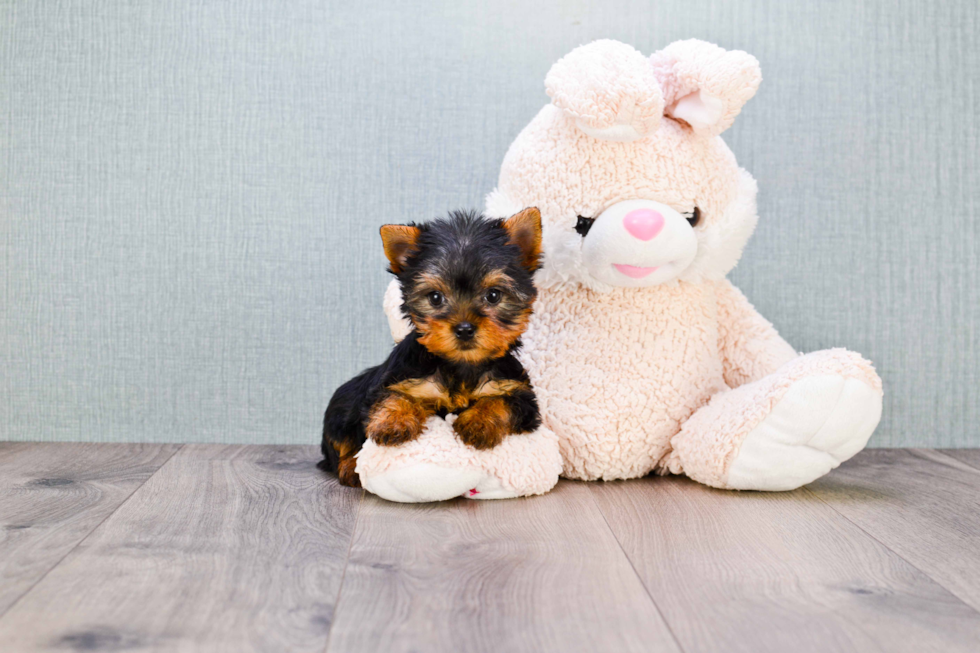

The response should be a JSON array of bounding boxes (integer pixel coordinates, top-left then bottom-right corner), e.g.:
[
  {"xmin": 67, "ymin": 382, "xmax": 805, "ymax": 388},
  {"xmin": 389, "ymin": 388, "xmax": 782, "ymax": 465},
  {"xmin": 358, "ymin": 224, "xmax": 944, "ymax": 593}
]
[
  {"xmin": 485, "ymin": 288, "xmax": 502, "ymax": 305},
  {"xmin": 683, "ymin": 206, "xmax": 701, "ymax": 228},
  {"xmin": 427, "ymin": 291, "xmax": 444, "ymax": 307},
  {"xmin": 575, "ymin": 215, "xmax": 595, "ymax": 237}
]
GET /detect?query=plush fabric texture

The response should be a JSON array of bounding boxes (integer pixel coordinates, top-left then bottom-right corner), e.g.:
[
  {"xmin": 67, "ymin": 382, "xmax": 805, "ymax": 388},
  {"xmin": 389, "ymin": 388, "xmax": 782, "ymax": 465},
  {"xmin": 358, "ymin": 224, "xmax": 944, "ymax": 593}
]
[
  {"xmin": 666, "ymin": 348, "xmax": 882, "ymax": 488},
  {"xmin": 356, "ymin": 414, "xmax": 562, "ymax": 502},
  {"xmin": 358, "ymin": 38, "xmax": 883, "ymax": 500},
  {"xmin": 650, "ymin": 39, "xmax": 762, "ymax": 137},
  {"xmin": 546, "ymin": 40, "xmax": 664, "ymax": 140}
]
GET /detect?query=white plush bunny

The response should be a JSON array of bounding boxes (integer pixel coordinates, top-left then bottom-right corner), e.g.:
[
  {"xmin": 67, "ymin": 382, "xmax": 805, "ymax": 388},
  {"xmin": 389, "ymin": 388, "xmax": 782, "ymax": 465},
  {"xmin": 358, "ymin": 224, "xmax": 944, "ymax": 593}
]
[{"xmin": 360, "ymin": 39, "xmax": 882, "ymax": 501}]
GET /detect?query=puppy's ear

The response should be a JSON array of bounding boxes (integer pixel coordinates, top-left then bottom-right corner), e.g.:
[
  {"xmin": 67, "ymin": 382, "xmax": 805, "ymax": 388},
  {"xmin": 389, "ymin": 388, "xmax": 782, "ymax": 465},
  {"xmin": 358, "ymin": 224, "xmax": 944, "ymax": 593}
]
[
  {"xmin": 379, "ymin": 224, "xmax": 422, "ymax": 274},
  {"xmin": 502, "ymin": 207, "xmax": 543, "ymax": 272}
]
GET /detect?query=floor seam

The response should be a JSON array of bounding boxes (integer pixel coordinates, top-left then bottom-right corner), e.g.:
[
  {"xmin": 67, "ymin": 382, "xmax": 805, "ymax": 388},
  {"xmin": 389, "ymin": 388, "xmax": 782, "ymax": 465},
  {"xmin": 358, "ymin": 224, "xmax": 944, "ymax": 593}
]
[
  {"xmin": 321, "ymin": 487, "xmax": 364, "ymax": 653},
  {"xmin": 586, "ymin": 483, "xmax": 689, "ymax": 653},
  {"xmin": 803, "ymin": 485, "xmax": 980, "ymax": 618},
  {"xmin": 917, "ymin": 448, "xmax": 980, "ymax": 475},
  {"xmin": 943, "ymin": 452, "xmax": 980, "ymax": 472},
  {"xmin": 0, "ymin": 443, "xmax": 186, "ymax": 621}
]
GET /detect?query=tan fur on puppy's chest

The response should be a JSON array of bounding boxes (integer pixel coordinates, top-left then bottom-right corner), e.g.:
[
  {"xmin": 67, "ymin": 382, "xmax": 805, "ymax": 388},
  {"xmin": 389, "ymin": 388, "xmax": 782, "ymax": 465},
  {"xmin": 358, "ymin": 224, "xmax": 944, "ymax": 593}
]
[{"xmin": 387, "ymin": 376, "xmax": 528, "ymax": 412}]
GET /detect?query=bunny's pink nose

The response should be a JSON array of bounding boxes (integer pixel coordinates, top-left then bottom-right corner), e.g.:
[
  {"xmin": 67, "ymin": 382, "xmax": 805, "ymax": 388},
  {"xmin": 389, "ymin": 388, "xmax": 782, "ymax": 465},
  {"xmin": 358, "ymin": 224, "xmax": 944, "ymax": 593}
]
[{"xmin": 623, "ymin": 209, "xmax": 665, "ymax": 241}]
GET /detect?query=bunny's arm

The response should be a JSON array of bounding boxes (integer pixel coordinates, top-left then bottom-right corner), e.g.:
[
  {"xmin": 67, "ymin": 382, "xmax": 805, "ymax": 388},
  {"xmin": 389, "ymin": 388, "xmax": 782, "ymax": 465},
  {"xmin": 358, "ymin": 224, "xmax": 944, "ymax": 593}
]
[
  {"xmin": 714, "ymin": 279, "xmax": 798, "ymax": 389},
  {"xmin": 383, "ymin": 278, "xmax": 413, "ymax": 343}
]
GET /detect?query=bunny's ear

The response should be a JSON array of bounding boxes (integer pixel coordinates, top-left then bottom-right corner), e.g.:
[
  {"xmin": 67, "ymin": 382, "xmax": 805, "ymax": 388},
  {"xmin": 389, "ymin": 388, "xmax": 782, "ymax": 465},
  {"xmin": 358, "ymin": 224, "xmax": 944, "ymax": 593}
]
[
  {"xmin": 650, "ymin": 39, "xmax": 762, "ymax": 137},
  {"xmin": 546, "ymin": 40, "xmax": 664, "ymax": 142}
]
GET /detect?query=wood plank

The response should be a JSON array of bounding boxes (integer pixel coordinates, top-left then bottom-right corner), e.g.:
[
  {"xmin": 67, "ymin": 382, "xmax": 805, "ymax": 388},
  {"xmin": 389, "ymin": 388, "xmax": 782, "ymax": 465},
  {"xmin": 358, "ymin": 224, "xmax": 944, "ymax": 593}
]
[
  {"xmin": 810, "ymin": 448, "xmax": 980, "ymax": 611},
  {"xmin": 327, "ymin": 480, "xmax": 680, "ymax": 653},
  {"xmin": 0, "ymin": 442, "xmax": 180, "ymax": 616},
  {"xmin": 591, "ymin": 474, "xmax": 980, "ymax": 653},
  {"xmin": 0, "ymin": 444, "xmax": 361, "ymax": 653},
  {"xmin": 941, "ymin": 448, "xmax": 980, "ymax": 471},
  {"xmin": 0, "ymin": 442, "xmax": 37, "ymax": 456}
]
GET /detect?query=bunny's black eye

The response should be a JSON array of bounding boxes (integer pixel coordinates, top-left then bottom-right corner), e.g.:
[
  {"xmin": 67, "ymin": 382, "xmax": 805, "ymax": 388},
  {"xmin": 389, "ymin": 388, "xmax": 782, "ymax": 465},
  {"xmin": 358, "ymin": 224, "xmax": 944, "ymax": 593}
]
[
  {"xmin": 575, "ymin": 215, "xmax": 595, "ymax": 237},
  {"xmin": 683, "ymin": 206, "xmax": 701, "ymax": 228},
  {"xmin": 427, "ymin": 291, "xmax": 444, "ymax": 307}
]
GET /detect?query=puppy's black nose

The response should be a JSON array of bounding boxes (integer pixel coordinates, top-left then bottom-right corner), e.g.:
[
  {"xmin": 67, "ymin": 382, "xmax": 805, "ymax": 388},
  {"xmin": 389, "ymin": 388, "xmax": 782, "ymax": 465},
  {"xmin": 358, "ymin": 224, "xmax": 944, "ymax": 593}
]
[{"xmin": 454, "ymin": 322, "xmax": 476, "ymax": 340}]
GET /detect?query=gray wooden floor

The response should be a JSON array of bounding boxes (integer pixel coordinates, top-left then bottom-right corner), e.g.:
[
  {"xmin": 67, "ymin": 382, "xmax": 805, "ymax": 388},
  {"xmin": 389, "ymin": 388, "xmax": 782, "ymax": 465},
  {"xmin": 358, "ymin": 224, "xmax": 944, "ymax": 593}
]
[{"xmin": 1, "ymin": 444, "xmax": 979, "ymax": 652}]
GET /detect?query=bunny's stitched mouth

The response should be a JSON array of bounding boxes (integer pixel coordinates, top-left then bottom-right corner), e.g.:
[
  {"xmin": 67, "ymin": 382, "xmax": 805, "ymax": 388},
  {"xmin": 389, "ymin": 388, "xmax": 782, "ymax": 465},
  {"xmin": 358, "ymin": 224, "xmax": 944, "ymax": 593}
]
[{"xmin": 613, "ymin": 263, "xmax": 660, "ymax": 279}]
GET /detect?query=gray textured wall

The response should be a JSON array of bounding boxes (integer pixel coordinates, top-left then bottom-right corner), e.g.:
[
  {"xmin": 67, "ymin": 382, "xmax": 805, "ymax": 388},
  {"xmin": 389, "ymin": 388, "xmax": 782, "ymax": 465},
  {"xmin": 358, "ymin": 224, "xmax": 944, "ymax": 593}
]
[{"xmin": 1, "ymin": 0, "xmax": 977, "ymax": 446}]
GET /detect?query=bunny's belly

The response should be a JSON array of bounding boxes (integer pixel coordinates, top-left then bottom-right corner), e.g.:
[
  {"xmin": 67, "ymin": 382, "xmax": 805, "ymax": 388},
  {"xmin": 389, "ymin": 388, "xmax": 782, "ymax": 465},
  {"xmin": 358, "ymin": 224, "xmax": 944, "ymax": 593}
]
[{"xmin": 519, "ymin": 282, "xmax": 728, "ymax": 480}]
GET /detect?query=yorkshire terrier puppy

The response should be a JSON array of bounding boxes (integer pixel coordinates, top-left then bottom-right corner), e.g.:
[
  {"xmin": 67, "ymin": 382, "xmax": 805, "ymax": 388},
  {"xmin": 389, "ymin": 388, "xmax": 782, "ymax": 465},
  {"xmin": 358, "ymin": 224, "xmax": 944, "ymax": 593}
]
[{"xmin": 320, "ymin": 208, "xmax": 544, "ymax": 487}]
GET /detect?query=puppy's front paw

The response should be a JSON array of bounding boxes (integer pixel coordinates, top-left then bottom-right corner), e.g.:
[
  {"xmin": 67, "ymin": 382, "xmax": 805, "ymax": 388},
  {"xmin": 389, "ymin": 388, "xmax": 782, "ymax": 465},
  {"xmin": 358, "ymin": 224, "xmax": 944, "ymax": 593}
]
[
  {"xmin": 453, "ymin": 398, "xmax": 511, "ymax": 450},
  {"xmin": 366, "ymin": 394, "xmax": 427, "ymax": 446},
  {"xmin": 368, "ymin": 424, "xmax": 422, "ymax": 447}
]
